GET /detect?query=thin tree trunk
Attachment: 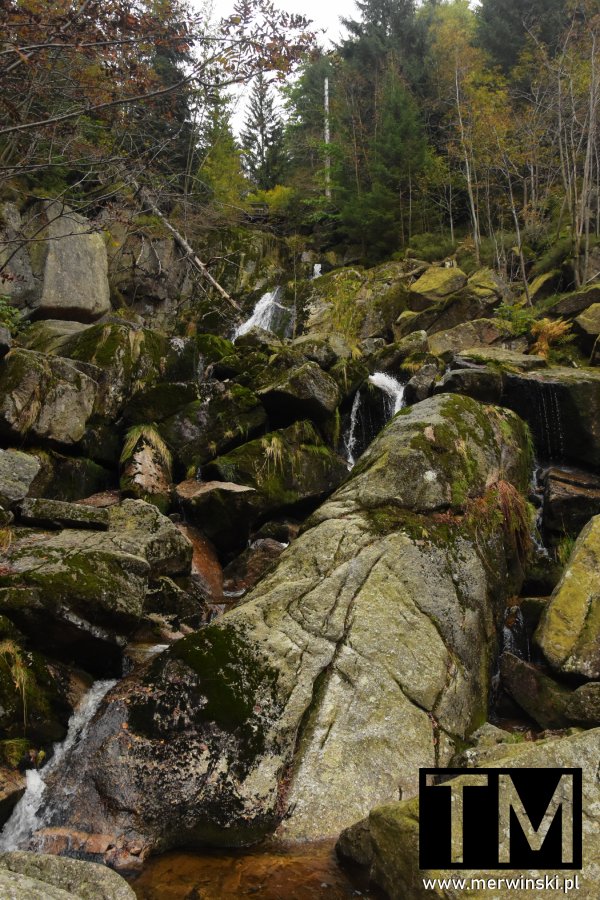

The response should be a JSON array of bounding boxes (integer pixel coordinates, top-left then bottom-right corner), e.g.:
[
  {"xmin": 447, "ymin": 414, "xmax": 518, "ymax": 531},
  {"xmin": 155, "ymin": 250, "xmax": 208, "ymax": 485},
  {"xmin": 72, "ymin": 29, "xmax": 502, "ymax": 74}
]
[{"xmin": 136, "ymin": 185, "xmax": 240, "ymax": 311}]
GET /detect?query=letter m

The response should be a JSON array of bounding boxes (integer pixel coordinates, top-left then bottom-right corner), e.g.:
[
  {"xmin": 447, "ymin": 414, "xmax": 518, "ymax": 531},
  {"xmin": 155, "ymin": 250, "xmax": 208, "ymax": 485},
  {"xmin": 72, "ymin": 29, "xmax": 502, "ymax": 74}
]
[{"xmin": 498, "ymin": 773, "xmax": 575, "ymax": 864}]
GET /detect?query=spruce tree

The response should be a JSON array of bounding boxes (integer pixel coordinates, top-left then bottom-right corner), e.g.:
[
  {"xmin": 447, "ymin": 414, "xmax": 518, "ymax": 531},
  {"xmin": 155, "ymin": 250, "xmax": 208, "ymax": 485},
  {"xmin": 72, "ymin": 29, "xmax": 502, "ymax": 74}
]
[
  {"xmin": 476, "ymin": 0, "xmax": 569, "ymax": 72},
  {"xmin": 241, "ymin": 73, "xmax": 287, "ymax": 190}
]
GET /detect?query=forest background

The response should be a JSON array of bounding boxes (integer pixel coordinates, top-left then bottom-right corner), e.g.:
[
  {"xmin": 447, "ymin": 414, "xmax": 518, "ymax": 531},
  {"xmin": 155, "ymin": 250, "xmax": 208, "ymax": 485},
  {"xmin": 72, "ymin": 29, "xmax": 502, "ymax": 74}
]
[{"xmin": 1, "ymin": 0, "xmax": 599, "ymax": 315}]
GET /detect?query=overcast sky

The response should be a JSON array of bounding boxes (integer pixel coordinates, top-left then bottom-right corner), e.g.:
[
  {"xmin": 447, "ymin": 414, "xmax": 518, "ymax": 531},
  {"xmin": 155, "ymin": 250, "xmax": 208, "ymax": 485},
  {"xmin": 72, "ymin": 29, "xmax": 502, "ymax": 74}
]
[{"xmin": 207, "ymin": 0, "xmax": 352, "ymax": 130}]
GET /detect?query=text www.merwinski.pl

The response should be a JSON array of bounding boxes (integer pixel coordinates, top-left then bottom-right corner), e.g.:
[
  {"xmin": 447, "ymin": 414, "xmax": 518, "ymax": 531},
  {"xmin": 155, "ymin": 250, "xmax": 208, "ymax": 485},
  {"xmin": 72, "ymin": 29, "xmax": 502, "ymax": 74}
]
[{"xmin": 422, "ymin": 875, "xmax": 581, "ymax": 893}]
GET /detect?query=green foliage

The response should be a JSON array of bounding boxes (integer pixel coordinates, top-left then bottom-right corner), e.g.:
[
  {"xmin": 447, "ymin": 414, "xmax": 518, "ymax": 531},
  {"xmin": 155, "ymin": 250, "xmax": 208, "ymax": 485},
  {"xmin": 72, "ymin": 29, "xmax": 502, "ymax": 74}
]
[
  {"xmin": 241, "ymin": 72, "xmax": 288, "ymax": 190},
  {"xmin": 476, "ymin": 0, "xmax": 569, "ymax": 73},
  {"xmin": 494, "ymin": 301, "xmax": 538, "ymax": 337},
  {"xmin": 405, "ymin": 232, "xmax": 457, "ymax": 262},
  {"xmin": 0, "ymin": 296, "xmax": 22, "ymax": 332},
  {"xmin": 556, "ymin": 534, "xmax": 576, "ymax": 567}
]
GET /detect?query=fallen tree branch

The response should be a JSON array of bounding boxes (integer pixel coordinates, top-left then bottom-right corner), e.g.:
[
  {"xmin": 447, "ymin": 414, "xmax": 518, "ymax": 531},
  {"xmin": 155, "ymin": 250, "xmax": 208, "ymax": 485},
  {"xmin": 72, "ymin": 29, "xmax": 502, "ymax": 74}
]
[{"xmin": 135, "ymin": 185, "xmax": 240, "ymax": 312}]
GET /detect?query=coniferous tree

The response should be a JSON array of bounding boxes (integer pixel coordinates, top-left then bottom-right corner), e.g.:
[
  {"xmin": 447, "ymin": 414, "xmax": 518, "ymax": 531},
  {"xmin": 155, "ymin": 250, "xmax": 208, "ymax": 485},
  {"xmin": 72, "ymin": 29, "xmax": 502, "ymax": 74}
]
[
  {"xmin": 476, "ymin": 0, "xmax": 569, "ymax": 73},
  {"xmin": 241, "ymin": 73, "xmax": 287, "ymax": 190}
]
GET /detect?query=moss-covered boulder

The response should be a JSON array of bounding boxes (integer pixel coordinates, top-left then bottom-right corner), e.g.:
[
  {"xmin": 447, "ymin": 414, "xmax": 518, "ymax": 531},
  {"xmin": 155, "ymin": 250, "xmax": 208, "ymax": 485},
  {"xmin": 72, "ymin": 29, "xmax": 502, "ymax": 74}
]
[
  {"xmin": 290, "ymin": 332, "xmax": 352, "ymax": 369},
  {"xmin": 22, "ymin": 320, "xmax": 91, "ymax": 355},
  {"xmin": 500, "ymin": 652, "xmax": 571, "ymax": 728},
  {"xmin": 0, "ymin": 501, "xmax": 192, "ymax": 669},
  {"xmin": 159, "ymin": 382, "xmax": 267, "ymax": 475},
  {"xmin": 550, "ymin": 282, "xmax": 600, "ymax": 318},
  {"xmin": 394, "ymin": 291, "xmax": 500, "ymax": 340},
  {"xmin": 526, "ymin": 269, "xmax": 563, "ymax": 303},
  {"xmin": 337, "ymin": 727, "xmax": 600, "ymax": 899},
  {"xmin": 0, "ymin": 450, "xmax": 41, "ymax": 509},
  {"xmin": 574, "ymin": 302, "xmax": 600, "ymax": 355},
  {"xmin": 31, "ymin": 395, "xmax": 533, "ymax": 865},
  {"xmin": 121, "ymin": 381, "xmax": 199, "ymax": 426},
  {"xmin": 535, "ymin": 515, "xmax": 600, "ymax": 679},
  {"xmin": 456, "ymin": 347, "xmax": 547, "ymax": 371},
  {"xmin": 203, "ymin": 420, "xmax": 348, "ymax": 525},
  {"xmin": 303, "ymin": 262, "xmax": 412, "ymax": 343},
  {"xmin": 0, "ymin": 349, "xmax": 98, "ymax": 447},
  {"xmin": 18, "ymin": 498, "xmax": 109, "ymax": 530},
  {"xmin": 428, "ymin": 318, "xmax": 513, "ymax": 358},
  {"xmin": 0, "ymin": 852, "xmax": 136, "ymax": 900},
  {"xmin": 408, "ymin": 266, "xmax": 467, "ymax": 306},
  {"xmin": 369, "ymin": 331, "xmax": 428, "ymax": 374},
  {"xmin": 257, "ymin": 361, "xmax": 341, "ymax": 425},
  {"xmin": 25, "ymin": 449, "xmax": 112, "ymax": 502},
  {"xmin": 53, "ymin": 323, "xmax": 198, "ymax": 421}
]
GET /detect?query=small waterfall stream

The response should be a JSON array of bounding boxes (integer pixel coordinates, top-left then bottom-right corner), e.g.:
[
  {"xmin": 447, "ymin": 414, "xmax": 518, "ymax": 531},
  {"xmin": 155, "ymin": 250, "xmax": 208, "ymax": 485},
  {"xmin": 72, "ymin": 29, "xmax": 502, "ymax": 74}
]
[
  {"xmin": 0, "ymin": 679, "xmax": 116, "ymax": 851},
  {"xmin": 233, "ymin": 287, "xmax": 294, "ymax": 341},
  {"xmin": 343, "ymin": 389, "xmax": 362, "ymax": 467},
  {"xmin": 501, "ymin": 606, "xmax": 530, "ymax": 661},
  {"xmin": 368, "ymin": 372, "xmax": 406, "ymax": 416}
]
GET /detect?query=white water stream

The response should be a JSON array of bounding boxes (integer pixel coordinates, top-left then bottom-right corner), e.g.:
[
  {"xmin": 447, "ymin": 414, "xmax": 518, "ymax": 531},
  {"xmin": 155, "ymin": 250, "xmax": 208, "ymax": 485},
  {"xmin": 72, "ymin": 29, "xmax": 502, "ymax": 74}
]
[
  {"xmin": 343, "ymin": 390, "xmax": 363, "ymax": 468},
  {"xmin": 233, "ymin": 287, "xmax": 287, "ymax": 340},
  {"xmin": 368, "ymin": 372, "xmax": 406, "ymax": 416},
  {"xmin": 0, "ymin": 679, "xmax": 116, "ymax": 851}
]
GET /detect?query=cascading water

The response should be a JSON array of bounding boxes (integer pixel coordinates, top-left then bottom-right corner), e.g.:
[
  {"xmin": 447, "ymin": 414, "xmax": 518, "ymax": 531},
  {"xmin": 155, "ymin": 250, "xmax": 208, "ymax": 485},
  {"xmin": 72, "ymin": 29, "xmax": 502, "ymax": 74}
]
[
  {"xmin": 312, "ymin": 263, "xmax": 322, "ymax": 279},
  {"xmin": 368, "ymin": 372, "xmax": 406, "ymax": 417},
  {"xmin": 501, "ymin": 606, "xmax": 530, "ymax": 661},
  {"xmin": 343, "ymin": 389, "xmax": 362, "ymax": 468},
  {"xmin": 233, "ymin": 287, "xmax": 292, "ymax": 341},
  {"xmin": 0, "ymin": 679, "xmax": 116, "ymax": 851}
]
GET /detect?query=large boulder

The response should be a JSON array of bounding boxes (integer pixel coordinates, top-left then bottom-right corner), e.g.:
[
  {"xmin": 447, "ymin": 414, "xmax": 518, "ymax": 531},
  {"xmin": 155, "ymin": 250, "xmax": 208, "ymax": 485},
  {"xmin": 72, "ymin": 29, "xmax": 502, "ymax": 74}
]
[
  {"xmin": 0, "ymin": 851, "xmax": 135, "ymax": 900},
  {"xmin": 203, "ymin": 420, "xmax": 348, "ymax": 514},
  {"xmin": 394, "ymin": 292, "xmax": 499, "ymax": 340},
  {"xmin": 542, "ymin": 466, "xmax": 600, "ymax": 536},
  {"xmin": 0, "ymin": 450, "xmax": 41, "ymax": 509},
  {"xmin": 409, "ymin": 266, "xmax": 467, "ymax": 307},
  {"xmin": 549, "ymin": 283, "xmax": 600, "ymax": 318},
  {"xmin": 0, "ymin": 501, "xmax": 192, "ymax": 672},
  {"xmin": 257, "ymin": 361, "xmax": 340, "ymax": 425},
  {"xmin": 159, "ymin": 382, "xmax": 267, "ymax": 475},
  {"xmin": 428, "ymin": 319, "xmax": 513, "ymax": 358},
  {"xmin": 535, "ymin": 515, "xmax": 600, "ymax": 679},
  {"xmin": 337, "ymin": 727, "xmax": 600, "ymax": 899},
  {"xmin": 0, "ymin": 350, "xmax": 98, "ymax": 447},
  {"xmin": 51, "ymin": 323, "xmax": 198, "ymax": 422},
  {"xmin": 33, "ymin": 202, "xmax": 111, "ymax": 322},
  {"xmin": 490, "ymin": 364, "xmax": 600, "ymax": 467},
  {"xmin": 31, "ymin": 395, "xmax": 531, "ymax": 866}
]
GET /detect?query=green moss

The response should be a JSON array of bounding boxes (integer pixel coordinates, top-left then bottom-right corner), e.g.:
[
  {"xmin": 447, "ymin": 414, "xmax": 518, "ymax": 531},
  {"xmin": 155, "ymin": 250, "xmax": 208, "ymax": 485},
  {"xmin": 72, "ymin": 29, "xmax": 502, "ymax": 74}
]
[
  {"xmin": 130, "ymin": 624, "xmax": 280, "ymax": 763},
  {"xmin": 0, "ymin": 737, "xmax": 30, "ymax": 768}
]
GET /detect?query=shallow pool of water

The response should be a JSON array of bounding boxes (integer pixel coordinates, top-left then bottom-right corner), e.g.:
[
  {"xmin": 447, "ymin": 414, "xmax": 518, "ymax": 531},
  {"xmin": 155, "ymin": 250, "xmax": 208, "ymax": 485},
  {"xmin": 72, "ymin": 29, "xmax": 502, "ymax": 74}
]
[{"xmin": 130, "ymin": 840, "xmax": 382, "ymax": 899}]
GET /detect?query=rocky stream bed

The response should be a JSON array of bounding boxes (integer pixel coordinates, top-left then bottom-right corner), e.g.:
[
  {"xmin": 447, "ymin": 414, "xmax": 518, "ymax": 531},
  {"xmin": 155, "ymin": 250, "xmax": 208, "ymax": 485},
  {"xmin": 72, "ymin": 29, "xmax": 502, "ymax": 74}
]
[{"xmin": 0, "ymin": 203, "xmax": 600, "ymax": 897}]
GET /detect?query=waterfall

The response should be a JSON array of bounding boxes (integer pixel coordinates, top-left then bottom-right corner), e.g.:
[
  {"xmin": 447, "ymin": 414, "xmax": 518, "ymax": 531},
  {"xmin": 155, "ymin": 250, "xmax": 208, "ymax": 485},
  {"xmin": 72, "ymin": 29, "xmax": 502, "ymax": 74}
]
[
  {"xmin": 312, "ymin": 263, "xmax": 322, "ymax": 279},
  {"xmin": 502, "ymin": 606, "xmax": 530, "ymax": 661},
  {"xmin": 233, "ymin": 287, "xmax": 288, "ymax": 340},
  {"xmin": 343, "ymin": 389, "xmax": 362, "ymax": 468},
  {"xmin": 0, "ymin": 679, "xmax": 116, "ymax": 851},
  {"xmin": 368, "ymin": 372, "xmax": 406, "ymax": 417}
]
